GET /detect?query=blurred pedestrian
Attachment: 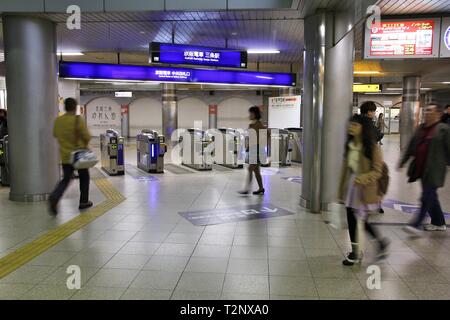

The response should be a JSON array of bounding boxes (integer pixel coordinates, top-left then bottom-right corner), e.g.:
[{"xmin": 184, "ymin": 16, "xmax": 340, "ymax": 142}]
[
  {"xmin": 49, "ymin": 98, "xmax": 92, "ymax": 215},
  {"xmin": 400, "ymin": 104, "xmax": 450, "ymax": 235},
  {"xmin": 338, "ymin": 114, "xmax": 390, "ymax": 266},
  {"xmin": 442, "ymin": 105, "xmax": 450, "ymax": 125},
  {"xmin": 239, "ymin": 106, "xmax": 266, "ymax": 195},
  {"xmin": 0, "ymin": 109, "xmax": 7, "ymax": 139}
]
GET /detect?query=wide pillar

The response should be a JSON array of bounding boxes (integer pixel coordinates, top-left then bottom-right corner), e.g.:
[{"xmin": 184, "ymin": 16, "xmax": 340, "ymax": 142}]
[
  {"xmin": 279, "ymin": 87, "xmax": 296, "ymax": 97},
  {"xmin": 300, "ymin": 11, "xmax": 354, "ymax": 213},
  {"xmin": 3, "ymin": 15, "xmax": 59, "ymax": 202},
  {"xmin": 400, "ymin": 76, "xmax": 421, "ymax": 151},
  {"xmin": 162, "ymin": 83, "xmax": 178, "ymax": 146}
]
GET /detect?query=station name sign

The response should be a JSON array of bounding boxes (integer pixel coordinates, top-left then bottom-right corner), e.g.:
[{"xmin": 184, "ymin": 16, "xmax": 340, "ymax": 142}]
[
  {"xmin": 364, "ymin": 18, "xmax": 444, "ymax": 59},
  {"xmin": 353, "ymin": 84, "xmax": 381, "ymax": 93},
  {"xmin": 59, "ymin": 62, "xmax": 296, "ymax": 87},
  {"xmin": 150, "ymin": 42, "xmax": 247, "ymax": 68}
]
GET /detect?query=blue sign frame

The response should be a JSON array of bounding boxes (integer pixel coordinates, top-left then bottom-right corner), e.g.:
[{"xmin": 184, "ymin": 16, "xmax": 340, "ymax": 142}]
[
  {"xmin": 150, "ymin": 42, "xmax": 247, "ymax": 68},
  {"xmin": 59, "ymin": 61, "xmax": 296, "ymax": 87}
]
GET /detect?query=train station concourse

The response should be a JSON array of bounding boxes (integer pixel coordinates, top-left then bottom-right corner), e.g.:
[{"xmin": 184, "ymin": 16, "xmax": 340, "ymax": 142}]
[{"xmin": 0, "ymin": 0, "xmax": 450, "ymax": 310}]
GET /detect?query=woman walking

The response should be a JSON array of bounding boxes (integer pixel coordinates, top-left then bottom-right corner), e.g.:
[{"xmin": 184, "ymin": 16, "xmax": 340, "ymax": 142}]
[
  {"xmin": 239, "ymin": 106, "xmax": 266, "ymax": 195},
  {"xmin": 376, "ymin": 113, "xmax": 387, "ymax": 145},
  {"xmin": 338, "ymin": 114, "xmax": 390, "ymax": 266}
]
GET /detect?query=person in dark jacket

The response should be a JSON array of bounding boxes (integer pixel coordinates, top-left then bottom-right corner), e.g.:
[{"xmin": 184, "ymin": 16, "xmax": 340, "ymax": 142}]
[
  {"xmin": 0, "ymin": 109, "xmax": 7, "ymax": 139},
  {"xmin": 442, "ymin": 105, "xmax": 450, "ymax": 125},
  {"xmin": 399, "ymin": 104, "xmax": 450, "ymax": 235}
]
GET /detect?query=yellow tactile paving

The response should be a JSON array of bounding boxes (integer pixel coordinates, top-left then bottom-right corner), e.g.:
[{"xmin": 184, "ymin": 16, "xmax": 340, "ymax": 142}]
[{"xmin": 0, "ymin": 178, "xmax": 126, "ymax": 279}]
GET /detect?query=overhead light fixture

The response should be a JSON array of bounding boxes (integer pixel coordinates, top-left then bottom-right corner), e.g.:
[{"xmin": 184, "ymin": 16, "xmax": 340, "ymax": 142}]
[
  {"xmin": 442, "ymin": 82, "xmax": 450, "ymax": 84},
  {"xmin": 247, "ymin": 49, "xmax": 280, "ymax": 54},
  {"xmin": 354, "ymin": 71, "xmax": 381, "ymax": 75},
  {"xmin": 386, "ymin": 87, "xmax": 402, "ymax": 91},
  {"xmin": 59, "ymin": 52, "xmax": 84, "ymax": 56}
]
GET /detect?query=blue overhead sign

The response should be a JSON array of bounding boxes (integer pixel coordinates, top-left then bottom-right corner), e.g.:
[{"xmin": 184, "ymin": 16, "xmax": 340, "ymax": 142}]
[
  {"xmin": 150, "ymin": 42, "xmax": 247, "ymax": 68},
  {"xmin": 59, "ymin": 61, "xmax": 296, "ymax": 87}
]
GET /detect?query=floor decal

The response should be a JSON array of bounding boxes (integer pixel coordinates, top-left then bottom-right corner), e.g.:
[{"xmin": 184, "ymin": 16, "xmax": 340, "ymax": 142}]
[
  {"xmin": 179, "ymin": 203, "xmax": 295, "ymax": 226},
  {"xmin": 282, "ymin": 176, "xmax": 302, "ymax": 184},
  {"xmin": 382, "ymin": 199, "xmax": 450, "ymax": 217}
]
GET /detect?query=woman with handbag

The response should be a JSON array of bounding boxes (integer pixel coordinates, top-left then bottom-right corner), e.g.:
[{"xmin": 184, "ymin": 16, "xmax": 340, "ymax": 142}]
[
  {"xmin": 49, "ymin": 98, "xmax": 92, "ymax": 215},
  {"xmin": 338, "ymin": 114, "xmax": 390, "ymax": 266}
]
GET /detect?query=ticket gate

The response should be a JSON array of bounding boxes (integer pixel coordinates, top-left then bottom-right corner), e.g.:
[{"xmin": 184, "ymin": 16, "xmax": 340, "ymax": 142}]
[
  {"xmin": 215, "ymin": 128, "xmax": 245, "ymax": 169},
  {"xmin": 136, "ymin": 130, "xmax": 167, "ymax": 173},
  {"xmin": 100, "ymin": 129, "xmax": 125, "ymax": 175},
  {"xmin": 267, "ymin": 129, "xmax": 293, "ymax": 167},
  {"xmin": 180, "ymin": 129, "xmax": 214, "ymax": 171},
  {"xmin": 286, "ymin": 128, "xmax": 303, "ymax": 163},
  {"xmin": 0, "ymin": 136, "xmax": 10, "ymax": 186}
]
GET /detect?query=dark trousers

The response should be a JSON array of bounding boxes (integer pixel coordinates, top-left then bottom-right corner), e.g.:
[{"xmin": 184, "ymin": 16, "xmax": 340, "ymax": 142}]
[
  {"xmin": 50, "ymin": 164, "xmax": 90, "ymax": 205},
  {"xmin": 247, "ymin": 164, "xmax": 264, "ymax": 190},
  {"xmin": 347, "ymin": 207, "xmax": 381, "ymax": 246},
  {"xmin": 412, "ymin": 184, "xmax": 446, "ymax": 227}
]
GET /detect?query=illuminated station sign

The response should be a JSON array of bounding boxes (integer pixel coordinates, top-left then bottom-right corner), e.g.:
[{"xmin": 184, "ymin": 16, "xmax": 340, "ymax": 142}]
[
  {"xmin": 150, "ymin": 42, "xmax": 248, "ymax": 68},
  {"xmin": 364, "ymin": 18, "xmax": 441, "ymax": 59},
  {"xmin": 59, "ymin": 62, "xmax": 296, "ymax": 87},
  {"xmin": 353, "ymin": 84, "xmax": 381, "ymax": 93}
]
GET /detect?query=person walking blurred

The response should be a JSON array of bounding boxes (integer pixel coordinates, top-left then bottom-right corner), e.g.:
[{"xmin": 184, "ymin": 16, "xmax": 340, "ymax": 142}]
[
  {"xmin": 376, "ymin": 113, "xmax": 387, "ymax": 145},
  {"xmin": 442, "ymin": 105, "xmax": 450, "ymax": 125},
  {"xmin": 338, "ymin": 114, "xmax": 390, "ymax": 266},
  {"xmin": 400, "ymin": 104, "xmax": 450, "ymax": 235},
  {"xmin": 239, "ymin": 106, "xmax": 266, "ymax": 195},
  {"xmin": 0, "ymin": 109, "xmax": 7, "ymax": 139},
  {"xmin": 49, "ymin": 98, "xmax": 92, "ymax": 215}
]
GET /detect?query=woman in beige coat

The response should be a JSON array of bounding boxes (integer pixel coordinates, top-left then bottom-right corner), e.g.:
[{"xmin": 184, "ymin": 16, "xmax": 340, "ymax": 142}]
[{"xmin": 338, "ymin": 114, "xmax": 390, "ymax": 266}]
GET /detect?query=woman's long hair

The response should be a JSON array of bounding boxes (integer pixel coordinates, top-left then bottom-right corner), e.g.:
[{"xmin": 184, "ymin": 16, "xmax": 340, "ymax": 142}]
[{"xmin": 344, "ymin": 114, "xmax": 376, "ymax": 160}]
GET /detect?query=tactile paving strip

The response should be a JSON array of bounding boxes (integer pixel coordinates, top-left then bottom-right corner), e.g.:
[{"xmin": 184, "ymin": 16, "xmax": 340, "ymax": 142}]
[{"xmin": 0, "ymin": 178, "xmax": 126, "ymax": 279}]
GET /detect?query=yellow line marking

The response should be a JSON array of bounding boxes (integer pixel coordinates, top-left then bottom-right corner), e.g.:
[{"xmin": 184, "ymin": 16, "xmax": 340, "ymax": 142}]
[{"xmin": 0, "ymin": 178, "xmax": 126, "ymax": 279}]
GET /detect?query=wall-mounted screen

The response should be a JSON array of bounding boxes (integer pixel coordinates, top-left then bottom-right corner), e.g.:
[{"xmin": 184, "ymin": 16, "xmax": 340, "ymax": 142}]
[
  {"xmin": 364, "ymin": 18, "xmax": 441, "ymax": 59},
  {"xmin": 440, "ymin": 17, "xmax": 450, "ymax": 58},
  {"xmin": 59, "ymin": 62, "xmax": 296, "ymax": 87},
  {"xmin": 150, "ymin": 42, "xmax": 247, "ymax": 68}
]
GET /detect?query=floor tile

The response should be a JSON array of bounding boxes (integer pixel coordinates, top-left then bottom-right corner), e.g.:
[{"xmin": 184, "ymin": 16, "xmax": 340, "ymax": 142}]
[
  {"xmin": 143, "ymin": 255, "xmax": 190, "ymax": 272},
  {"xmin": 120, "ymin": 288, "xmax": 172, "ymax": 300},
  {"xmin": 222, "ymin": 274, "xmax": 269, "ymax": 294},
  {"xmin": 71, "ymin": 287, "xmax": 126, "ymax": 300},
  {"xmin": 227, "ymin": 258, "xmax": 268, "ymax": 275},
  {"xmin": 269, "ymin": 276, "xmax": 317, "ymax": 297},
  {"xmin": 130, "ymin": 270, "xmax": 181, "ymax": 290},
  {"xmin": 104, "ymin": 253, "xmax": 151, "ymax": 270},
  {"xmin": 315, "ymin": 278, "xmax": 367, "ymax": 299},
  {"xmin": 85, "ymin": 268, "xmax": 139, "ymax": 288},
  {"xmin": 185, "ymin": 257, "xmax": 229, "ymax": 273},
  {"xmin": 176, "ymin": 272, "xmax": 224, "ymax": 293}
]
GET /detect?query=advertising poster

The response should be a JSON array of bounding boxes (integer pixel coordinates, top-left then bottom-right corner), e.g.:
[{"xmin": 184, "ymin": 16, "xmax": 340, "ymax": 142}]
[
  {"xmin": 86, "ymin": 98, "xmax": 121, "ymax": 136},
  {"xmin": 364, "ymin": 19, "xmax": 441, "ymax": 59}
]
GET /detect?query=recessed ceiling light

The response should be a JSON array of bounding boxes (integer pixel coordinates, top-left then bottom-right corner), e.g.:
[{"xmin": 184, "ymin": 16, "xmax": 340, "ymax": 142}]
[
  {"xmin": 354, "ymin": 71, "xmax": 381, "ymax": 75},
  {"xmin": 247, "ymin": 49, "xmax": 280, "ymax": 54},
  {"xmin": 59, "ymin": 52, "xmax": 84, "ymax": 56}
]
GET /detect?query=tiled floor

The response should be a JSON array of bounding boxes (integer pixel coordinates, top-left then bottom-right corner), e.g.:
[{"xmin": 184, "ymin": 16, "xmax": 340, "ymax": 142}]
[{"xmin": 0, "ymin": 135, "xmax": 449, "ymax": 300}]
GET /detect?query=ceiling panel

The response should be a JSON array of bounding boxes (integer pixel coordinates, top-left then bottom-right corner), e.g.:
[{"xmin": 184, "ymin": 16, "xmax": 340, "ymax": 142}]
[{"xmin": 377, "ymin": 0, "xmax": 450, "ymax": 14}]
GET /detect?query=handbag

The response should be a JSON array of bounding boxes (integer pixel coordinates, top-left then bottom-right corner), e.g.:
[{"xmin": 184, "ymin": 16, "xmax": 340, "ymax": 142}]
[{"xmin": 70, "ymin": 116, "xmax": 98, "ymax": 170}]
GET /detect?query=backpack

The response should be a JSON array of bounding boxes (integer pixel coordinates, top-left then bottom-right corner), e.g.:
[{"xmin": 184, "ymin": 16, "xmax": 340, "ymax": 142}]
[{"xmin": 378, "ymin": 162, "xmax": 390, "ymax": 196}]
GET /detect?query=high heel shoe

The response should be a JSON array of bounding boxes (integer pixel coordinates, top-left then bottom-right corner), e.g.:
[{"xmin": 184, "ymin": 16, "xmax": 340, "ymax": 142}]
[{"xmin": 252, "ymin": 189, "xmax": 265, "ymax": 195}]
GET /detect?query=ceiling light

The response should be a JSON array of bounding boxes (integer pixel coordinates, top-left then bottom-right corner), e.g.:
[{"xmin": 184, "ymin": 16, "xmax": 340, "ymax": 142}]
[
  {"xmin": 247, "ymin": 49, "xmax": 280, "ymax": 54},
  {"xmin": 442, "ymin": 82, "xmax": 450, "ymax": 84},
  {"xmin": 386, "ymin": 88, "xmax": 402, "ymax": 91},
  {"xmin": 59, "ymin": 52, "xmax": 84, "ymax": 56}
]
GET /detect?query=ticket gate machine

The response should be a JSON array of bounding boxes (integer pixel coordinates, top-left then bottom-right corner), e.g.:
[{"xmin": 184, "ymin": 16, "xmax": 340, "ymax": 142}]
[
  {"xmin": 100, "ymin": 129, "xmax": 125, "ymax": 175},
  {"xmin": 180, "ymin": 129, "xmax": 214, "ymax": 171},
  {"xmin": 267, "ymin": 129, "xmax": 293, "ymax": 167},
  {"xmin": 0, "ymin": 136, "xmax": 10, "ymax": 186},
  {"xmin": 285, "ymin": 128, "xmax": 303, "ymax": 163},
  {"xmin": 136, "ymin": 130, "xmax": 167, "ymax": 173},
  {"xmin": 216, "ymin": 128, "xmax": 245, "ymax": 169}
]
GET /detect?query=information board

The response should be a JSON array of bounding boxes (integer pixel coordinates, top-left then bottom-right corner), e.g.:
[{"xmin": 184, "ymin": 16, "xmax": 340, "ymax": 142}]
[
  {"xmin": 364, "ymin": 18, "xmax": 441, "ymax": 59},
  {"xmin": 59, "ymin": 62, "xmax": 296, "ymax": 87},
  {"xmin": 150, "ymin": 42, "xmax": 247, "ymax": 68},
  {"xmin": 268, "ymin": 96, "xmax": 301, "ymax": 129}
]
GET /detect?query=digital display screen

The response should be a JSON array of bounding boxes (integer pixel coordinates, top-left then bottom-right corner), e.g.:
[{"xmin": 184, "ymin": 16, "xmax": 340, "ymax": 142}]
[
  {"xmin": 150, "ymin": 42, "xmax": 247, "ymax": 68},
  {"xmin": 364, "ymin": 19, "xmax": 441, "ymax": 59},
  {"xmin": 59, "ymin": 62, "xmax": 296, "ymax": 87}
]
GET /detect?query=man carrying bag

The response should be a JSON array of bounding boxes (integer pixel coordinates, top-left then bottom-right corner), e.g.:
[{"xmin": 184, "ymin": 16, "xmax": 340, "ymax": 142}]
[{"xmin": 49, "ymin": 98, "xmax": 95, "ymax": 215}]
